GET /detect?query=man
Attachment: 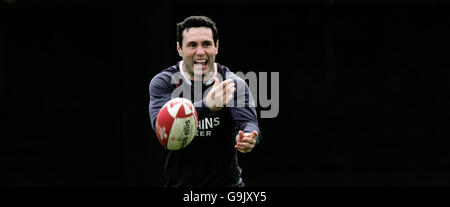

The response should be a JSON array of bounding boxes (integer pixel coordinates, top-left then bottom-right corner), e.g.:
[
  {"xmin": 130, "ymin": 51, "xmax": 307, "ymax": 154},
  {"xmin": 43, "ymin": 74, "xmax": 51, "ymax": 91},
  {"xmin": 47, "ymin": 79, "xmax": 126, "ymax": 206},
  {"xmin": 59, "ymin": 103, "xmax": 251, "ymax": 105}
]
[{"xmin": 149, "ymin": 16, "xmax": 260, "ymax": 187}]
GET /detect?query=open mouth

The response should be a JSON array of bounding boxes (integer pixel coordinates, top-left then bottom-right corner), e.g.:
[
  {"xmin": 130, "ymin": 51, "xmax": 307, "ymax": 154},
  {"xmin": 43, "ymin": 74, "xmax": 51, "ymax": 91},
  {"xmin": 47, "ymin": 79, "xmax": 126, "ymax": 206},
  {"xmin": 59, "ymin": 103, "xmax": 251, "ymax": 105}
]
[{"xmin": 193, "ymin": 59, "xmax": 208, "ymax": 65}]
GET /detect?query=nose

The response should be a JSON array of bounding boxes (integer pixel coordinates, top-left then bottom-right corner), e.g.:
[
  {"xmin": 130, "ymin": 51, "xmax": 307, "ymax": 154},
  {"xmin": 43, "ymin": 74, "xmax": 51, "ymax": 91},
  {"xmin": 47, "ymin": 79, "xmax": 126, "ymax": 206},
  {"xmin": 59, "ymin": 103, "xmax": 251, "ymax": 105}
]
[{"xmin": 195, "ymin": 47, "xmax": 206, "ymax": 56}]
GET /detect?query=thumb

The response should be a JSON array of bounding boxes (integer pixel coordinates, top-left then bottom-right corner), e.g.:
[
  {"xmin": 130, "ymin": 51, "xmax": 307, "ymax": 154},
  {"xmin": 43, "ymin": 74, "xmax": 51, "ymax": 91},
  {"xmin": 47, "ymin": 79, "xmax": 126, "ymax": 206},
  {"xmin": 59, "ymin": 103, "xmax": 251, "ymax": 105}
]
[{"xmin": 213, "ymin": 77, "xmax": 220, "ymax": 87}]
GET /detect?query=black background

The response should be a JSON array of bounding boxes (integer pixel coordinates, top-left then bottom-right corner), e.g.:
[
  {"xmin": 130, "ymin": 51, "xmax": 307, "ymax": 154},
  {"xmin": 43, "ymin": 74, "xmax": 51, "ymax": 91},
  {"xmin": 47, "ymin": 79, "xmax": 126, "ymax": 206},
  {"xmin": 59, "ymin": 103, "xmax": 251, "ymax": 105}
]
[{"xmin": 1, "ymin": 0, "xmax": 449, "ymax": 187}]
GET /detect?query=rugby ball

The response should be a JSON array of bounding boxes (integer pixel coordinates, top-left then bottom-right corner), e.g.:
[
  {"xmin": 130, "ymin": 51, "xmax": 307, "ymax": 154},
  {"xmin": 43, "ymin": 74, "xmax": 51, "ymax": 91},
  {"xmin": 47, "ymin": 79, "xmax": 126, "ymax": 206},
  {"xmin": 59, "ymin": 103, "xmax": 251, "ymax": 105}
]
[{"xmin": 155, "ymin": 98, "xmax": 198, "ymax": 150}]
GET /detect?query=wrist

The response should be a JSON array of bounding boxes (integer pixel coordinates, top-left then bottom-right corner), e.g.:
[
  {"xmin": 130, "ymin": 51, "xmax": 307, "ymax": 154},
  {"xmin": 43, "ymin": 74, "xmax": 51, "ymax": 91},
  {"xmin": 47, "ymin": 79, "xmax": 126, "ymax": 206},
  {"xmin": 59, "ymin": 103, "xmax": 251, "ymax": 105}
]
[{"xmin": 204, "ymin": 98, "xmax": 218, "ymax": 112}]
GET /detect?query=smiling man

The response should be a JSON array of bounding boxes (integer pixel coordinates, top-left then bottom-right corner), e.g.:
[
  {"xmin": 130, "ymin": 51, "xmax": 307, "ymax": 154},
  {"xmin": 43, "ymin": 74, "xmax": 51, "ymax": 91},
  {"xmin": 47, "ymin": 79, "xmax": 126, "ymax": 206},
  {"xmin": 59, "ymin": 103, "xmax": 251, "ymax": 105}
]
[
  {"xmin": 177, "ymin": 25, "xmax": 217, "ymax": 80},
  {"xmin": 149, "ymin": 16, "xmax": 261, "ymax": 187}
]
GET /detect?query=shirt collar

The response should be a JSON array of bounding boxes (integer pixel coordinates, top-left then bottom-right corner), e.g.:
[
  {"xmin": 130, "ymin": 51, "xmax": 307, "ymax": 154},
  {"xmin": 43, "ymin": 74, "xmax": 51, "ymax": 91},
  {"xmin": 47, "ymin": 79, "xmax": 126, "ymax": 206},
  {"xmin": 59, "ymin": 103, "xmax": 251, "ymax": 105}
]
[{"xmin": 179, "ymin": 60, "xmax": 217, "ymax": 85}]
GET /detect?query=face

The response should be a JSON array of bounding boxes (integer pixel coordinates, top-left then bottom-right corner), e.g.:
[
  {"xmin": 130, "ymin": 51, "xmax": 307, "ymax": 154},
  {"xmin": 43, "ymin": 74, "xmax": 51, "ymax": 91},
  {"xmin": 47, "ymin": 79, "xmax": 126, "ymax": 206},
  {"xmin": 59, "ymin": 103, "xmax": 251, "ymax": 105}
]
[{"xmin": 177, "ymin": 27, "xmax": 218, "ymax": 78}]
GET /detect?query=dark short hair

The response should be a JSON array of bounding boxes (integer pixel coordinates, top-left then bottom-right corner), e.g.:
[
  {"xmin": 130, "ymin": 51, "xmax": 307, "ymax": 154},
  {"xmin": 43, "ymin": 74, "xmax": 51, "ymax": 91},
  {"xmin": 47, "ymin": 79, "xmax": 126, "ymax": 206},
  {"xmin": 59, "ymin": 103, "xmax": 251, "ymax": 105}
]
[{"xmin": 176, "ymin": 16, "xmax": 218, "ymax": 48}]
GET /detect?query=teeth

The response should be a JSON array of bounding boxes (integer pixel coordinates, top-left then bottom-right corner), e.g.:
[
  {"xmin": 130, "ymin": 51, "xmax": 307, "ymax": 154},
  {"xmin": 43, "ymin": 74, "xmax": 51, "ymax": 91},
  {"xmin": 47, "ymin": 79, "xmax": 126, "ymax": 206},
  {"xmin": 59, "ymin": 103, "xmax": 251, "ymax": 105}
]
[{"xmin": 195, "ymin": 60, "xmax": 206, "ymax": 64}]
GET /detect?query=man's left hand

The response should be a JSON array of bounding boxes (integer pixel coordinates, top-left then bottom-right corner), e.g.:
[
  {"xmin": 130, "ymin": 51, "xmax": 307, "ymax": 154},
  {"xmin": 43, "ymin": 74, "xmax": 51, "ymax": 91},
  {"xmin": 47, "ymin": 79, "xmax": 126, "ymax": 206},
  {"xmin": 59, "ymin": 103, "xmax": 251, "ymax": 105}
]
[{"xmin": 235, "ymin": 130, "xmax": 258, "ymax": 153}]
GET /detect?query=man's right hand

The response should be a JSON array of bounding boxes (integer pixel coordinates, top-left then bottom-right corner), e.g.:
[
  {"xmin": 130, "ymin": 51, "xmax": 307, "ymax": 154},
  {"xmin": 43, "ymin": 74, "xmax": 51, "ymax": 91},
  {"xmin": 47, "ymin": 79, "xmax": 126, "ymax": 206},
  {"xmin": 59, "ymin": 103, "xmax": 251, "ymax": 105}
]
[{"xmin": 204, "ymin": 77, "xmax": 236, "ymax": 111}]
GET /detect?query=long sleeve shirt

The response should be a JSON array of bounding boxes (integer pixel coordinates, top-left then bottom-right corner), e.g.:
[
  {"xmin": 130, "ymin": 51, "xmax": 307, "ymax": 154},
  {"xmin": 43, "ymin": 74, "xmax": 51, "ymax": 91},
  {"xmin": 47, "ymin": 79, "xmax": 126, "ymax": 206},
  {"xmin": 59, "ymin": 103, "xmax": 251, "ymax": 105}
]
[{"xmin": 149, "ymin": 61, "xmax": 260, "ymax": 187}]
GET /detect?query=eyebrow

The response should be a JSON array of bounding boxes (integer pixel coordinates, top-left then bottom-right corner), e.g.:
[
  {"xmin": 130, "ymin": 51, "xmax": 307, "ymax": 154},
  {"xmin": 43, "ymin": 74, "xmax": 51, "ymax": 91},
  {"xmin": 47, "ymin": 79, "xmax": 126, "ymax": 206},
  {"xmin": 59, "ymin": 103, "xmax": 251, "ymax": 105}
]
[
  {"xmin": 186, "ymin": 40, "xmax": 213, "ymax": 45},
  {"xmin": 186, "ymin": 41, "xmax": 197, "ymax": 45}
]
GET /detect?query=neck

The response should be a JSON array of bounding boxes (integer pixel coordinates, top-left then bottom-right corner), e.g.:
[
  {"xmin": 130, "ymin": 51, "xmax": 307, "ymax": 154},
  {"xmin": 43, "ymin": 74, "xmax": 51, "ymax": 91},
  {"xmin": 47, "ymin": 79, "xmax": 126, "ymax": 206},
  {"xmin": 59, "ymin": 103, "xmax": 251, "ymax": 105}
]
[{"xmin": 183, "ymin": 62, "xmax": 214, "ymax": 82}]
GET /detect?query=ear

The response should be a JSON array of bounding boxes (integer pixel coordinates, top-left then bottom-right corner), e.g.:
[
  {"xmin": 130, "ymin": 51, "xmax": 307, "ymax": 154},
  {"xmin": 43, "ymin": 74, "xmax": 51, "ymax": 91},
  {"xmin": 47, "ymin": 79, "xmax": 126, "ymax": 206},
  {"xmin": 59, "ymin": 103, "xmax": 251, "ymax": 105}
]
[
  {"xmin": 215, "ymin": 39, "xmax": 219, "ymax": 55},
  {"xmin": 177, "ymin": 42, "xmax": 183, "ymax": 57}
]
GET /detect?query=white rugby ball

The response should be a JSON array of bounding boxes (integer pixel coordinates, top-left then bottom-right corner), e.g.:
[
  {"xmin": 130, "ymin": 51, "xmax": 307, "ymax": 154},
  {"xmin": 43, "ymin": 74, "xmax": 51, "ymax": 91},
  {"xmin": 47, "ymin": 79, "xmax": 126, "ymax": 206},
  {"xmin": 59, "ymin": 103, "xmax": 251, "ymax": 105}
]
[{"xmin": 155, "ymin": 98, "xmax": 198, "ymax": 150}]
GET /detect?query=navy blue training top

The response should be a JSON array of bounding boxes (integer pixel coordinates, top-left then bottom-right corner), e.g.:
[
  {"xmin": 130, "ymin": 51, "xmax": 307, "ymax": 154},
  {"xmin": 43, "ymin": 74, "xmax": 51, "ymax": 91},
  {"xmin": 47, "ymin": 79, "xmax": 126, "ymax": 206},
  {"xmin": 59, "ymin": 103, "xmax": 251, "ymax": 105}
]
[{"xmin": 149, "ymin": 61, "xmax": 260, "ymax": 187}]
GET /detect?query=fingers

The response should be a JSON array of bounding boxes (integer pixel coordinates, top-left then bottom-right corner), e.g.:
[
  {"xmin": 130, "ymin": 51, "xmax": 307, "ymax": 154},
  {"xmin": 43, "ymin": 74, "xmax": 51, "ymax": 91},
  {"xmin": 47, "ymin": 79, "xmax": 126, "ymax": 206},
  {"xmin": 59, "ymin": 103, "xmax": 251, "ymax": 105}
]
[
  {"xmin": 237, "ymin": 137, "xmax": 255, "ymax": 146},
  {"xmin": 243, "ymin": 137, "xmax": 256, "ymax": 144},
  {"xmin": 236, "ymin": 130, "xmax": 244, "ymax": 142},
  {"xmin": 235, "ymin": 143, "xmax": 253, "ymax": 153},
  {"xmin": 236, "ymin": 131, "xmax": 256, "ymax": 143},
  {"xmin": 222, "ymin": 79, "xmax": 234, "ymax": 87},
  {"xmin": 243, "ymin": 132, "xmax": 258, "ymax": 139},
  {"xmin": 224, "ymin": 82, "xmax": 235, "ymax": 96},
  {"xmin": 235, "ymin": 146, "xmax": 247, "ymax": 153},
  {"xmin": 206, "ymin": 78, "xmax": 236, "ymax": 111},
  {"xmin": 224, "ymin": 90, "xmax": 234, "ymax": 104},
  {"xmin": 212, "ymin": 79, "xmax": 235, "ymax": 107},
  {"xmin": 223, "ymin": 81, "xmax": 235, "ymax": 105},
  {"xmin": 235, "ymin": 130, "xmax": 256, "ymax": 153},
  {"xmin": 216, "ymin": 80, "xmax": 234, "ymax": 96},
  {"xmin": 234, "ymin": 145, "xmax": 246, "ymax": 152},
  {"xmin": 243, "ymin": 130, "xmax": 258, "ymax": 139},
  {"xmin": 236, "ymin": 141, "xmax": 253, "ymax": 148},
  {"xmin": 213, "ymin": 79, "xmax": 233, "ymax": 90},
  {"xmin": 224, "ymin": 81, "xmax": 235, "ymax": 92},
  {"xmin": 239, "ymin": 130, "xmax": 245, "ymax": 138},
  {"xmin": 235, "ymin": 144, "xmax": 249, "ymax": 153}
]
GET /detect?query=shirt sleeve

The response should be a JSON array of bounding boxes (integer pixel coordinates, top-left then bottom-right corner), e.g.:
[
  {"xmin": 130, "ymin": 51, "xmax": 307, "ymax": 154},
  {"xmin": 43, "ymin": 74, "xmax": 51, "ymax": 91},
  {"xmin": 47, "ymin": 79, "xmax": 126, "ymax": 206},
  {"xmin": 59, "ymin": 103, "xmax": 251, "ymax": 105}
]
[
  {"xmin": 149, "ymin": 74, "xmax": 173, "ymax": 132},
  {"xmin": 228, "ymin": 77, "xmax": 261, "ymax": 145}
]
